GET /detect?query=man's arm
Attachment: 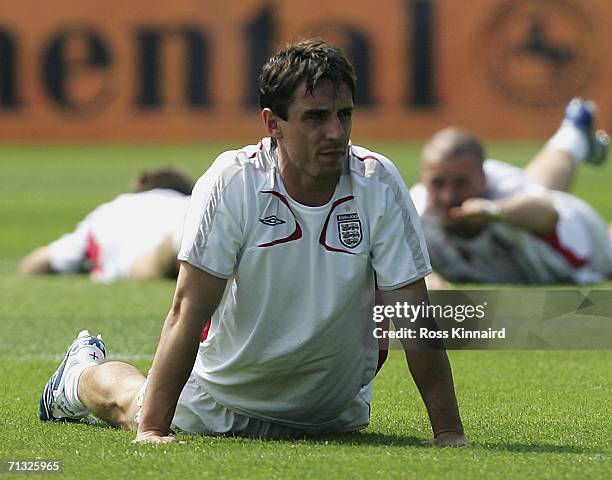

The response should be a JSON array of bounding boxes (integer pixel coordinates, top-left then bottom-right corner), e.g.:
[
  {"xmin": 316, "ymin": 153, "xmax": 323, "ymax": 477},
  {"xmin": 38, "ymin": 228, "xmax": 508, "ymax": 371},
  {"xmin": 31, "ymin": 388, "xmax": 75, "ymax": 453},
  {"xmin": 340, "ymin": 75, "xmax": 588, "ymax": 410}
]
[
  {"xmin": 21, "ymin": 215, "xmax": 92, "ymax": 277},
  {"xmin": 134, "ymin": 261, "xmax": 227, "ymax": 443},
  {"xmin": 19, "ymin": 246, "xmax": 54, "ymax": 276},
  {"xmin": 379, "ymin": 278, "xmax": 465, "ymax": 446},
  {"xmin": 450, "ymin": 194, "xmax": 559, "ymax": 235},
  {"xmin": 424, "ymin": 271, "xmax": 452, "ymax": 290}
]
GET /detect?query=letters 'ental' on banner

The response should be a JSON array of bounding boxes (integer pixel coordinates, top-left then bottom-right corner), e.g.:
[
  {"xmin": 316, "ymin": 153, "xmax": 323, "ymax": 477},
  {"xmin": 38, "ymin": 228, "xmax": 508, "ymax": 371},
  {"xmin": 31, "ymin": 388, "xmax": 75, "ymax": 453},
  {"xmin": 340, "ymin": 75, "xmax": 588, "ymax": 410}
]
[{"xmin": 0, "ymin": 0, "xmax": 610, "ymax": 141}]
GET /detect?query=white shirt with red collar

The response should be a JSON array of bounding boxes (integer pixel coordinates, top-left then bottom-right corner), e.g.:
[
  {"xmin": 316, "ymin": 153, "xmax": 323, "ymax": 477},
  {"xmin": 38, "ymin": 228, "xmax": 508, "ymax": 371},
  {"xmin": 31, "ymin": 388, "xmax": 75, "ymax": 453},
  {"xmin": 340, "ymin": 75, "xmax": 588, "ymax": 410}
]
[{"xmin": 179, "ymin": 137, "xmax": 431, "ymax": 427}]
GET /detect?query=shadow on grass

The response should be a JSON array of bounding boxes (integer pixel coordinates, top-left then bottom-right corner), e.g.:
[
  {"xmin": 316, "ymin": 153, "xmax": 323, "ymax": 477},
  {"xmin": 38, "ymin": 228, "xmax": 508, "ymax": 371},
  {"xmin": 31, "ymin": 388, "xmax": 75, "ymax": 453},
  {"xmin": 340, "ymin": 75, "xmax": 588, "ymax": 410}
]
[
  {"xmin": 321, "ymin": 433, "xmax": 604, "ymax": 454},
  {"xmin": 58, "ymin": 420, "xmax": 605, "ymax": 455},
  {"xmin": 319, "ymin": 433, "xmax": 605, "ymax": 455},
  {"xmin": 178, "ymin": 430, "xmax": 430, "ymax": 448},
  {"xmin": 472, "ymin": 442, "xmax": 601, "ymax": 454},
  {"xmin": 315, "ymin": 431, "xmax": 429, "ymax": 447},
  {"xmin": 231, "ymin": 431, "xmax": 604, "ymax": 455}
]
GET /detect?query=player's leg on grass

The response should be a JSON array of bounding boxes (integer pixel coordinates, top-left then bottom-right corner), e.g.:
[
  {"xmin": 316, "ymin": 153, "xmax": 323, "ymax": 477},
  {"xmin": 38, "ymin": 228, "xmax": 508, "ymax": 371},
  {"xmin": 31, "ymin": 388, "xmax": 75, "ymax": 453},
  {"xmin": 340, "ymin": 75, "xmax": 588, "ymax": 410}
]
[
  {"xmin": 40, "ymin": 330, "xmax": 143, "ymax": 430},
  {"xmin": 78, "ymin": 362, "xmax": 144, "ymax": 430},
  {"xmin": 525, "ymin": 97, "xmax": 610, "ymax": 192}
]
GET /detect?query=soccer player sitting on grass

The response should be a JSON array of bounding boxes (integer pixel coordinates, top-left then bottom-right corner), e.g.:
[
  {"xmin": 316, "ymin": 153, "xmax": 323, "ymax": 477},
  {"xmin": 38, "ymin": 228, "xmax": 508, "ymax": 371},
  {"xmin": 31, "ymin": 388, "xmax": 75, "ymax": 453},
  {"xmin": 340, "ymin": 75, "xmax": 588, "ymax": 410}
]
[
  {"xmin": 20, "ymin": 167, "xmax": 193, "ymax": 282},
  {"xmin": 410, "ymin": 98, "xmax": 612, "ymax": 286},
  {"xmin": 39, "ymin": 39, "xmax": 466, "ymax": 445}
]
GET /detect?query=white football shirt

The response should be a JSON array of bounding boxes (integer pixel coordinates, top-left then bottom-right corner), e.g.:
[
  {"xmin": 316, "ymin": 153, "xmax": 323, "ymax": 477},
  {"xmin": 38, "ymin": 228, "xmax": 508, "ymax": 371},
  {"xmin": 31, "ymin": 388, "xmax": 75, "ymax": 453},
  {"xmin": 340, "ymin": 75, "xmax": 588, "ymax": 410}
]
[
  {"xmin": 48, "ymin": 189, "xmax": 190, "ymax": 282},
  {"xmin": 179, "ymin": 138, "xmax": 431, "ymax": 427}
]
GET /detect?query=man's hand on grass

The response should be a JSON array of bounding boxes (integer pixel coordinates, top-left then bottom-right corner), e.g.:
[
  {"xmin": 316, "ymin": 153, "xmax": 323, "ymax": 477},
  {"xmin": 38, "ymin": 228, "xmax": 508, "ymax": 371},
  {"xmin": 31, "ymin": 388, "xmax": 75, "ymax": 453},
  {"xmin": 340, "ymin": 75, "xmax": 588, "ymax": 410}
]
[
  {"xmin": 132, "ymin": 430, "xmax": 176, "ymax": 444},
  {"xmin": 433, "ymin": 431, "xmax": 468, "ymax": 447}
]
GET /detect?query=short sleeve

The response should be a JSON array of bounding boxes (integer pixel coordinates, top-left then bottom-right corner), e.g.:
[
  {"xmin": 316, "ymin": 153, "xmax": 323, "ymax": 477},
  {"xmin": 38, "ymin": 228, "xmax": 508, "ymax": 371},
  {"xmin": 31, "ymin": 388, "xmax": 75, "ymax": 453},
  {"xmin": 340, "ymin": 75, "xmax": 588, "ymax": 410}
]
[
  {"xmin": 409, "ymin": 183, "xmax": 429, "ymax": 216},
  {"xmin": 178, "ymin": 153, "xmax": 244, "ymax": 278},
  {"xmin": 370, "ymin": 160, "xmax": 432, "ymax": 290}
]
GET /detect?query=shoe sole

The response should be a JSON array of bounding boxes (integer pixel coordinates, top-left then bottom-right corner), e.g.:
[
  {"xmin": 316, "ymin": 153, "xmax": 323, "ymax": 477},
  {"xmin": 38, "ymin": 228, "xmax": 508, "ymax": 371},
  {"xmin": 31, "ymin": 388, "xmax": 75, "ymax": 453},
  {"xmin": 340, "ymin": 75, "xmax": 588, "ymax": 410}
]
[
  {"xmin": 39, "ymin": 347, "xmax": 72, "ymax": 421},
  {"xmin": 587, "ymin": 131, "xmax": 610, "ymax": 165}
]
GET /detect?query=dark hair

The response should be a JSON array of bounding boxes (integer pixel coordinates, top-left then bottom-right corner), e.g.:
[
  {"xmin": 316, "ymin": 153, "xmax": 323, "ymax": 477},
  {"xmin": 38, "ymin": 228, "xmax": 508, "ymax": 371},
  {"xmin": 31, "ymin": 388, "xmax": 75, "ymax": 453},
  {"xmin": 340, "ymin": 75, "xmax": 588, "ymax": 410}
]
[
  {"xmin": 259, "ymin": 38, "xmax": 356, "ymax": 120},
  {"xmin": 132, "ymin": 167, "xmax": 194, "ymax": 195}
]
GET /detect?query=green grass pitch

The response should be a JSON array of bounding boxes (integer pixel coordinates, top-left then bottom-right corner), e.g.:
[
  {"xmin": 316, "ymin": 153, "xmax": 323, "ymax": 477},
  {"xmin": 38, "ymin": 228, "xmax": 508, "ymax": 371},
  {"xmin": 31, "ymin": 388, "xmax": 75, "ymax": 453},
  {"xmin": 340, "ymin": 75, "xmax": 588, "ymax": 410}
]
[{"xmin": 0, "ymin": 142, "xmax": 610, "ymax": 479}]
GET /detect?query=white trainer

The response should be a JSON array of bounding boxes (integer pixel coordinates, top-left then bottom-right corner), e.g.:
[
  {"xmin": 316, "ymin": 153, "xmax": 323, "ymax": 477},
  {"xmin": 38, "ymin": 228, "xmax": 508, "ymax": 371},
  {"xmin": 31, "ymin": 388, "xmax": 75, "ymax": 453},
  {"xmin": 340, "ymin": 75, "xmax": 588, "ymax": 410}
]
[
  {"xmin": 39, "ymin": 330, "xmax": 106, "ymax": 422},
  {"xmin": 563, "ymin": 97, "xmax": 609, "ymax": 165}
]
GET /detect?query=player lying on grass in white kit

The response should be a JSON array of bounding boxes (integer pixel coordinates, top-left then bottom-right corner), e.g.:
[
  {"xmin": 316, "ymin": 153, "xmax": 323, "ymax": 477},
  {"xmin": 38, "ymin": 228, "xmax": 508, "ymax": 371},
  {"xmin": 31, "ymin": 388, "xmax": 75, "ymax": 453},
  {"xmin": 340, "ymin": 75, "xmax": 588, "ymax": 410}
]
[
  {"xmin": 411, "ymin": 98, "xmax": 612, "ymax": 286},
  {"xmin": 20, "ymin": 167, "xmax": 193, "ymax": 282},
  {"xmin": 39, "ymin": 39, "xmax": 465, "ymax": 446}
]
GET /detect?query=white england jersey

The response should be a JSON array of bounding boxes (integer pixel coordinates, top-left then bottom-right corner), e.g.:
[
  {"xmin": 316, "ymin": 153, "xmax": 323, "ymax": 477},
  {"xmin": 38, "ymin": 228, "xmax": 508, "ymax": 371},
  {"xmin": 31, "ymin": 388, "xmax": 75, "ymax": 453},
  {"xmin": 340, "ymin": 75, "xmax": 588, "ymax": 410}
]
[
  {"xmin": 411, "ymin": 159, "xmax": 612, "ymax": 284},
  {"xmin": 179, "ymin": 138, "xmax": 431, "ymax": 427},
  {"xmin": 48, "ymin": 189, "xmax": 190, "ymax": 282}
]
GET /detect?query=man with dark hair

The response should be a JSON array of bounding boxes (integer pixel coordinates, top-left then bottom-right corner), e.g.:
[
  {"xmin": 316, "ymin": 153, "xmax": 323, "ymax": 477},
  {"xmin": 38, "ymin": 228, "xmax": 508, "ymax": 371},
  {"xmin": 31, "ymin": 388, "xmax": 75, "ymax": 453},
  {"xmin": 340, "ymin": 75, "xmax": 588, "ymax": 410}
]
[
  {"xmin": 20, "ymin": 166, "xmax": 193, "ymax": 281},
  {"xmin": 258, "ymin": 38, "xmax": 357, "ymax": 121},
  {"xmin": 132, "ymin": 167, "xmax": 194, "ymax": 196},
  {"xmin": 40, "ymin": 39, "xmax": 465, "ymax": 445},
  {"xmin": 411, "ymin": 98, "xmax": 612, "ymax": 285}
]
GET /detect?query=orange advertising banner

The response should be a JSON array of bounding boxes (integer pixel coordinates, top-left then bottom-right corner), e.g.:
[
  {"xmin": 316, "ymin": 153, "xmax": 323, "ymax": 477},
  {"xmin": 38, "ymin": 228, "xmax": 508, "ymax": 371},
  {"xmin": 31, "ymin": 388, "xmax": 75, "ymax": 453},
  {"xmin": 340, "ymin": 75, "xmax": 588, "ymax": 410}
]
[{"xmin": 0, "ymin": 0, "xmax": 609, "ymax": 141}]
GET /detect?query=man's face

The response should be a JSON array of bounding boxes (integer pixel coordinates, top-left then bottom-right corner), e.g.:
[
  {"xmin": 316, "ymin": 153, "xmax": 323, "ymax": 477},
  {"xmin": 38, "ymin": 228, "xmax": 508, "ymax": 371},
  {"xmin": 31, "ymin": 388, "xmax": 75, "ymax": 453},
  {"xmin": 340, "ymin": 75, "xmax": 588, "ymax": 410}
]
[
  {"xmin": 276, "ymin": 79, "xmax": 353, "ymax": 181},
  {"xmin": 421, "ymin": 151, "xmax": 486, "ymax": 226}
]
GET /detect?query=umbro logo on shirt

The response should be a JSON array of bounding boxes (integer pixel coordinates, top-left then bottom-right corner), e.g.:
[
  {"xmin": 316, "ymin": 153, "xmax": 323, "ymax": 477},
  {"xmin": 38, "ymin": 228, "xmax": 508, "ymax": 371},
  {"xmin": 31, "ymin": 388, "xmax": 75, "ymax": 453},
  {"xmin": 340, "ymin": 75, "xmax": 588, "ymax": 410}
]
[{"xmin": 260, "ymin": 215, "xmax": 286, "ymax": 226}]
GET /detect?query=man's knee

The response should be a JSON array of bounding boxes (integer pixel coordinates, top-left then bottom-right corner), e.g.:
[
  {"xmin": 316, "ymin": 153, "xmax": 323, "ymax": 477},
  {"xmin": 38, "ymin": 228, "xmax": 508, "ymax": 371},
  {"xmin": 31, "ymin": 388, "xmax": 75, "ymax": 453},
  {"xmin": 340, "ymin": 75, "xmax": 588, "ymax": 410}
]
[{"xmin": 79, "ymin": 361, "xmax": 144, "ymax": 429}]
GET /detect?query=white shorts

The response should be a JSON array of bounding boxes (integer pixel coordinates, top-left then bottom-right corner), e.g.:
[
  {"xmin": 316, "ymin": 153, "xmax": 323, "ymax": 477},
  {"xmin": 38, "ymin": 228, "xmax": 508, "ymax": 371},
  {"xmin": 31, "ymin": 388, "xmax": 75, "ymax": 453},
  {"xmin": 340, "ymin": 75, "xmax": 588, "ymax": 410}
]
[{"xmin": 135, "ymin": 373, "xmax": 372, "ymax": 439}]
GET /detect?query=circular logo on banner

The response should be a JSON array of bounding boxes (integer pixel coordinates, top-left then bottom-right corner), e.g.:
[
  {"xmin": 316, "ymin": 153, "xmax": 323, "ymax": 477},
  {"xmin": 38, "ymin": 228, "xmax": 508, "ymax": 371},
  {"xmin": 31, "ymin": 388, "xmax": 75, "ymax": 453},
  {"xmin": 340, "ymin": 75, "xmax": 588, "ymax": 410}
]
[{"xmin": 484, "ymin": 0, "xmax": 597, "ymax": 108}]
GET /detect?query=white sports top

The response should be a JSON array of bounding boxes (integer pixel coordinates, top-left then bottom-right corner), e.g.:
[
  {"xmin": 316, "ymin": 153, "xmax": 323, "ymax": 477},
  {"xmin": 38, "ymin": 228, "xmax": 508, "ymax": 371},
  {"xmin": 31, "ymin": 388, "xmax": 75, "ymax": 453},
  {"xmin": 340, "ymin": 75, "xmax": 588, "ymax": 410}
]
[
  {"xmin": 49, "ymin": 189, "xmax": 190, "ymax": 282},
  {"xmin": 410, "ymin": 159, "xmax": 612, "ymax": 284},
  {"xmin": 179, "ymin": 138, "xmax": 431, "ymax": 426}
]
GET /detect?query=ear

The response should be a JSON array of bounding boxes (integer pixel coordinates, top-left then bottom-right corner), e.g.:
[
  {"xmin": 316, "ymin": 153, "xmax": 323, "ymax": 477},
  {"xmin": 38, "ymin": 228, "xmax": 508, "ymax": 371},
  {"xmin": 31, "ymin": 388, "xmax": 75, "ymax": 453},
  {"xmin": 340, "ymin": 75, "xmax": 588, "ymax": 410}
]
[{"xmin": 261, "ymin": 108, "xmax": 283, "ymax": 139}]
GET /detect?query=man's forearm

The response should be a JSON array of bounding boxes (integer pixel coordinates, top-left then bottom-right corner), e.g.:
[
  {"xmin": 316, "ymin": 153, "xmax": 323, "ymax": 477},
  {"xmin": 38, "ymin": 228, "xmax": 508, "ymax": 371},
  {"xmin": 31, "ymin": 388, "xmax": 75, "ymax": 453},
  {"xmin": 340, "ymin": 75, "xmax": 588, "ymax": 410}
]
[
  {"xmin": 405, "ymin": 349, "xmax": 464, "ymax": 438},
  {"xmin": 137, "ymin": 307, "xmax": 203, "ymax": 435},
  {"xmin": 19, "ymin": 246, "xmax": 54, "ymax": 276},
  {"xmin": 451, "ymin": 195, "xmax": 559, "ymax": 235},
  {"xmin": 382, "ymin": 280, "xmax": 465, "ymax": 442},
  {"xmin": 494, "ymin": 195, "xmax": 559, "ymax": 235},
  {"xmin": 133, "ymin": 263, "xmax": 227, "ymax": 442}
]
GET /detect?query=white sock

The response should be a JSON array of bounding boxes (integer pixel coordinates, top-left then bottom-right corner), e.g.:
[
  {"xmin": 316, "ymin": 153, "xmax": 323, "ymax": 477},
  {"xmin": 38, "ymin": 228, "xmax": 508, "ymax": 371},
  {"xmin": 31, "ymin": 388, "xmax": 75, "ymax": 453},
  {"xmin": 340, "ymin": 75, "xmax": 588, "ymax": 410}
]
[
  {"xmin": 62, "ymin": 363, "xmax": 94, "ymax": 418},
  {"xmin": 546, "ymin": 124, "xmax": 590, "ymax": 164}
]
